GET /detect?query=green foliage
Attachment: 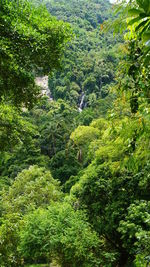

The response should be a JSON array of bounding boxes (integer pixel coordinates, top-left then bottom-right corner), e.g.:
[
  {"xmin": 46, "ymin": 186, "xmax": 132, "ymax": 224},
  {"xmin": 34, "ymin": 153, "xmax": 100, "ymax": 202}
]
[
  {"xmin": 127, "ymin": 0, "xmax": 150, "ymax": 44},
  {"xmin": 0, "ymin": 0, "xmax": 150, "ymax": 266},
  {"xmin": 1, "ymin": 166, "xmax": 62, "ymax": 215},
  {"xmin": 28, "ymin": 99, "xmax": 81, "ymax": 183},
  {"xmin": 19, "ymin": 203, "xmax": 100, "ymax": 267},
  {"xmin": 0, "ymin": 103, "xmax": 36, "ymax": 152},
  {"xmin": 0, "ymin": 166, "xmax": 62, "ymax": 266},
  {"xmin": 0, "ymin": 140, "xmax": 49, "ymax": 182},
  {"xmin": 0, "ymin": 213, "xmax": 22, "ymax": 267},
  {"xmin": 126, "ymin": 0, "xmax": 150, "ymax": 69},
  {"xmin": 70, "ymin": 109, "xmax": 150, "ymax": 266},
  {"xmin": 117, "ymin": 40, "xmax": 150, "ymax": 113},
  {"xmin": 103, "ymin": 0, "xmax": 150, "ymax": 113},
  {"xmin": 0, "ymin": 0, "xmax": 71, "ymax": 107},
  {"xmin": 119, "ymin": 200, "xmax": 150, "ymax": 266},
  {"xmin": 71, "ymin": 125, "xmax": 100, "ymax": 146},
  {"xmin": 46, "ymin": 0, "xmax": 121, "ymax": 108}
]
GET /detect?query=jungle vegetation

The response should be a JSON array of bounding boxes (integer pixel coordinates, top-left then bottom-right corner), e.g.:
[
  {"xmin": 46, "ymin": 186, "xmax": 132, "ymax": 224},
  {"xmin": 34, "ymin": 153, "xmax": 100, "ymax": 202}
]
[{"xmin": 0, "ymin": 0, "xmax": 150, "ymax": 266}]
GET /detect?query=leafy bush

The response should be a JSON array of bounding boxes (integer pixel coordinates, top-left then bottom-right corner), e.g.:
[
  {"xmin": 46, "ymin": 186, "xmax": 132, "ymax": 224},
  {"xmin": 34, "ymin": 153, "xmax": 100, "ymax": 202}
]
[{"xmin": 19, "ymin": 203, "xmax": 101, "ymax": 267}]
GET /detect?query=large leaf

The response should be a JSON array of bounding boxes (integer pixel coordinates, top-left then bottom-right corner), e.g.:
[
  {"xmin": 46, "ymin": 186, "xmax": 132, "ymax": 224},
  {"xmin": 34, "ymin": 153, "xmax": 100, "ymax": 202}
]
[
  {"xmin": 136, "ymin": 0, "xmax": 149, "ymax": 12},
  {"xmin": 138, "ymin": 21, "xmax": 150, "ymax": 39},
  {"xmin": 128, "ymin": 16, "xmax": 142, "ymax": 26},
  {"xmin": 128, "ymin": 8, "xmax": 144, "ymax": 16},
  {"xmin": 136, "ymin": 0, "xmax": 144, "ymax": 8},
  {"xmin": 143, "ymin": 31, "xmax": 150, "ymax": 42},
  {"xmin": 128, "ymin": 12, "xmax": 147, "ymax": 23},
  {"xmin": 135, "ymin": 20, "xmax": 149, "ymax": 32},
  {"xmin": 142, "ymin": 0, "xmax": 150, "ymax": 14}
]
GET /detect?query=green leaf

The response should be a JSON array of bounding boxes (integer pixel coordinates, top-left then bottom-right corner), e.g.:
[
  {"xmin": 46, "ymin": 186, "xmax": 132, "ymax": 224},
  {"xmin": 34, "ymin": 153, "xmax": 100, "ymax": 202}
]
[
  {"xmin": 138, "ymin": 21, "xmax": 150, "ymax": 36},
  {"xmin": 143, "ymin": 31, "xmax": 150, "ymax": 42},
  {"xmin": 135, "ymin": 20, "xmax": 149, "ymax": 32},
  {"xmin": 128, "ymin": 8, "xmax": 143, "ymax": 16},
  {"xmin": 136, "ymin": 0, "xmax": 144, "ymax": 9},
  {"xmin": 142, "ymin": 0, "xmax": 150, "ymax": 13},
  {"xmin": 136, "ymin": 0, "xmax": 149, "ymax": 12},
  {"xmin": 128, "ymin": 16, "xmax": 141, "ymax": 26}
]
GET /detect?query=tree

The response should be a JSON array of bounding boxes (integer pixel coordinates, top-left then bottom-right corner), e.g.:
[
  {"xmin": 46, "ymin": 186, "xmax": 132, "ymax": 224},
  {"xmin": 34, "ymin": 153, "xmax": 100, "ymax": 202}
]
[
  {"xmin": 118, "ymin": 200, "xmax": 150, "ymax": 266},
  {"xmin": 0, "ymin": 166, "xmax": 62, "ymax": 266},
  {"xmin": 103, "ymin": 0, "xmax": 150, "ymax": 113},
  {"xmin": 0, "ymin": 0, "xmax": 71, "ymax": 107},
  {"xmin": 19, "ymin": 202, "xmax": 101, "ymax": 267},
  {"xmin": 127, "ymin": 0, "xmax": 150, "ymax": 62},
  {"xmin": 46, "ymin": 0, "xmax": 119, "ymax": 108},
  {"xmin": 1, "ymin": 165, "xmax": 62, "ymax": 215},
  {"xmin": 0, "ymin": 103, "xmax": 37, "ymax": 152},
  {"xmin": 70, "ymin": 112, "xmax": 150, "ymax": 266}
]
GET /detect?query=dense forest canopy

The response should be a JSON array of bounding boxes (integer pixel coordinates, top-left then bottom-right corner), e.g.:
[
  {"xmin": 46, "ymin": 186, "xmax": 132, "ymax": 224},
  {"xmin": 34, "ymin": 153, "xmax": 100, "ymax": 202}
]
[
  {"xmin": 0, "ymin": 0, "xmax": 71, "ymax": 107},
  {"xmin": 45, "ymin": 0, "xmax": 122, "ymax": 108},
  {"xmin": 0, "ymin": 0, "xmax": 150, "ymax": 267}
]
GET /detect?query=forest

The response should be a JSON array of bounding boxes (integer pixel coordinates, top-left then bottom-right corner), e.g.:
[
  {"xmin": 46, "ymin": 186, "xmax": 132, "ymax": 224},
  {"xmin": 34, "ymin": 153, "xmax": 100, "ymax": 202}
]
[{"xmin": 0, "ymin": 0, "xmax": 150, "ymax": 266}]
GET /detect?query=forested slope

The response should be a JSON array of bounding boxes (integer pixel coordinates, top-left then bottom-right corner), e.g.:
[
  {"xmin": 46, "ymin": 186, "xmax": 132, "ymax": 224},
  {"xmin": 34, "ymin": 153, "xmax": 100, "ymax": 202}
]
[
  {"xmin": 0, "ymin": 0, "xmax": 118, "ymax": 185},
  {"xmin": 46, "ymin": 0, "xmax": 122, "ymax": 108},
  {"xmin": 0, "ymin": 0, "xmax": 150, "ymax": 267}
]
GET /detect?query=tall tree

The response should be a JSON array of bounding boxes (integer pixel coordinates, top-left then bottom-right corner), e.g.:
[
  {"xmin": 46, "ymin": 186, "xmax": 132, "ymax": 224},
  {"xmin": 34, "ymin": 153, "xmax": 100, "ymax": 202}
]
[{"xmin": 0, "ymin": 0, "xmax": 71, "ymax": 107}]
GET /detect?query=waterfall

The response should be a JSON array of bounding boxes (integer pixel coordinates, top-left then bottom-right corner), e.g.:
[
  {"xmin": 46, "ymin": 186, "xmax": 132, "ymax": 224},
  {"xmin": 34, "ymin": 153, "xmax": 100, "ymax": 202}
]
[{"xmin": 78, "ymin": 93, "xmax": 85, "ymax": 112}]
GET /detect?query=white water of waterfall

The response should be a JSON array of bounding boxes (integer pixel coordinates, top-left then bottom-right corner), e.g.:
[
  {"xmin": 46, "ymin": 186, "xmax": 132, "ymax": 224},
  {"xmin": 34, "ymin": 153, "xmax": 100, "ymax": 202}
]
[{"xmin": 78, "ymin": 93, "xmax": 85, "ymax": 112}]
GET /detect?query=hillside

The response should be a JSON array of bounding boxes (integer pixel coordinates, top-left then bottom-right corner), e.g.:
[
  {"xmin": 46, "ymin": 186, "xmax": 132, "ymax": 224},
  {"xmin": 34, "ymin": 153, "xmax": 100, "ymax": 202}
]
[
  {"xmin": 0, "ymin": 0, "xmax": 150, "ymax": 266},
  {"xmin": 45, "ymin": 0, "xmax": 122, "ymax": 108}
]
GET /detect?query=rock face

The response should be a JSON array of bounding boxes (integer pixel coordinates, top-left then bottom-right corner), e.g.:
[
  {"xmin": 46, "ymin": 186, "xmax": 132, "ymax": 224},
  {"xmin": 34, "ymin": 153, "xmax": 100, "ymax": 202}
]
[{"xmin": 35, "ymin": 76, "xmax": 52, "ymax": 100}]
